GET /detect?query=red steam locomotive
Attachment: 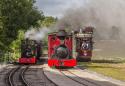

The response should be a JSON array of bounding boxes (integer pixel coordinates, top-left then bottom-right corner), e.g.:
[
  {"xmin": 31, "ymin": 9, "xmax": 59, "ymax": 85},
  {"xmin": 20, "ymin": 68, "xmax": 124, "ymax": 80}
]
[
  {"xmin": 74, "ymin": 27, "xmax": 94, "ymax": 61},
  {"xmin": 48, "ymin": 30, "xmax": 77, "ymax": 67},
  {"xmin": 19, "ymin": 39, "xmax": 42, "ymax": 64}
]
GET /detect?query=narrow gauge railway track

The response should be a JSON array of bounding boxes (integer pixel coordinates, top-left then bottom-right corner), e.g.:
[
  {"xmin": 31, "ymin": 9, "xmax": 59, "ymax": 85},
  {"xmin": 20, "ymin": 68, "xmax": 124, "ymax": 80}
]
[
  {"xmin": 0, "ymin": 65, "xmax": 14, "ymax": 86},
  {"xmin": 25, "ymin": 65, "xmax": 57, "ymax": 86},
  {"xmin": 42, "ymin": 68, "xmax": 58, "ymax": 86},
  {"xmin": 59, "ymin": 69, "xmax": 101, "ymax": 86},
  {"xmin": 7, "ymin": 65, "xmax": 30, "ymax": 86}
]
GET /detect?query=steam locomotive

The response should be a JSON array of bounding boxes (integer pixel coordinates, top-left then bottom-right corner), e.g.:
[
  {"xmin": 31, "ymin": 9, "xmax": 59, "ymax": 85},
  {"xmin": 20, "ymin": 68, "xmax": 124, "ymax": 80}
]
[
  {"xmin": 74, "ymin": 27, "xmax": 94, "ymax": 61},
  {"xmin": 48, "ymin": 30, "xmax": 77, "ymax": 67},
  {"xmin": 19, "ymin": 39, "xmax": 42, "ymax": 64}
]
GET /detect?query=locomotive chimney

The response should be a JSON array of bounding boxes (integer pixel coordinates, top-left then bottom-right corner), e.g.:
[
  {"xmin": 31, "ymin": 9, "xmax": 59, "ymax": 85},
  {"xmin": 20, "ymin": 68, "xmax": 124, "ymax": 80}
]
[
  {"xmin": 79, "ymin": 28, "xmax": 83, "ymax": 34},
  {"xmin": 57, "ymin": 30, "xmax": 67, "ymax": 40}
]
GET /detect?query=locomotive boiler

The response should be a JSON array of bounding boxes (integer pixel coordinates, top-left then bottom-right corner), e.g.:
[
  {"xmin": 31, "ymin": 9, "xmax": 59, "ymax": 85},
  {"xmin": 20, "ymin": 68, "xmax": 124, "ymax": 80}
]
[
  {"xmin": 19, "ymin": 39, "xmax": 42, "ymax": 64},
  {"xmin": 48, "ymin": 30, "xmax": 77, "ymax": 67},
  {"xmin": 74, "ymin": 26, "xmax": 94, "ymax": 61}
]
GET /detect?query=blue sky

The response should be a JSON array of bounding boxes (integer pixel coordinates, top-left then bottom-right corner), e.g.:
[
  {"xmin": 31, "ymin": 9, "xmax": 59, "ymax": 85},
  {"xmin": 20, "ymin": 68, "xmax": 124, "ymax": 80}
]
[{"xmin": 35, "ymin": 0, "xmax": 86, "ymax": 18}]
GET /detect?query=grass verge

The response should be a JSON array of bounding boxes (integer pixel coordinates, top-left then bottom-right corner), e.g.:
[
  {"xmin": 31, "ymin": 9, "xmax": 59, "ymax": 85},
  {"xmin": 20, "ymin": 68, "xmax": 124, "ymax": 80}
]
[{"xmin": 78, "ymin": 62, "xmax": 125, "ymax": 81}]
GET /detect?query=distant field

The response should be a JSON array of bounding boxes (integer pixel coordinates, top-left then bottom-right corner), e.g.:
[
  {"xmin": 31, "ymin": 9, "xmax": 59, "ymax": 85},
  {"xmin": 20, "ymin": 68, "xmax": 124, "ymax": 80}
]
[
  {"xmin": 78, "ymin": 40, "xmax": 125, "ymax": 81},
  {"xmin": 93, "ymin": 40, "xmax": 125, "ymax": 62}
]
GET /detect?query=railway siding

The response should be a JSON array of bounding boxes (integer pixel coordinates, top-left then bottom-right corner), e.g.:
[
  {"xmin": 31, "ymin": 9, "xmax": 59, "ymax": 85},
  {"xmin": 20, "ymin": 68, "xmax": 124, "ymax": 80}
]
[
  {"xmin": 6, "ymin": 66, "xmax": 30, "ymax": 86},
  {"xmin": 0, "ymin": 64, "xmax": 57, "ymax": 86},
  {"xmin": 0, "ymin": 65, "xmax": 15, "ymax": 86},
  {"xmin": 69, "ymin": 67, "xmax": 125, "ymax": 86},
  {"xmin": 61, "ymin": 70, "xmax": 98, "ymax": 86},
  {"xmin": 43, "ymin": 64, "xmax": 125, "ymax": 86},
  {"xmin": 24, "ymin": 65, "xmax": 57, "ymax": 86},
  {"xmin": 1, "ymin": 64, "xmax": 124, "ymax": 86},
  {"xmin": 43, "ymin": 64, "xmax": 85, "ymax": 86}
]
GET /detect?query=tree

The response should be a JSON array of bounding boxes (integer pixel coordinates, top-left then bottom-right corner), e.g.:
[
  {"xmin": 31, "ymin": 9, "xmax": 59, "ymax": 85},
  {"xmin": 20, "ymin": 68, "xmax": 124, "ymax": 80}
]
[
  {"xmin": 9, "ymin": 30, "xmax": 25, "ymax": 60},
  {"xmin": 0, "ymin": 0, "xmax": 44, "ymax": 50},
  {"xmin": 42, "ymin": 16, "xmax": 57, "ymax": 27}
]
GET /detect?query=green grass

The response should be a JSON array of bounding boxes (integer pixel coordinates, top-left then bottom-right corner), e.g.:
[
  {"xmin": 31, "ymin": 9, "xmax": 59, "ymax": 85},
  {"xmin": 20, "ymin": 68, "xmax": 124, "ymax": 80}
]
[{"xmin": 78, "ymin": 62, "xmax": 125, "ymax": 81}]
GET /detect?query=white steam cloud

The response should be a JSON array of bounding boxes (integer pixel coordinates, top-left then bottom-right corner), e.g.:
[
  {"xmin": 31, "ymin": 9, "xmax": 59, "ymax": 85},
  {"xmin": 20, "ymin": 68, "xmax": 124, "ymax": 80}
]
[{"xmin": 25, "ymin": 27, "xmax": 50, "ymax": 41}]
